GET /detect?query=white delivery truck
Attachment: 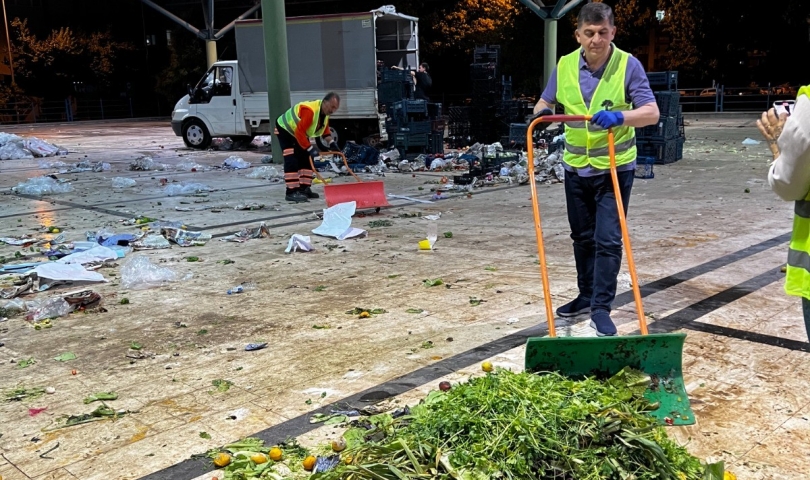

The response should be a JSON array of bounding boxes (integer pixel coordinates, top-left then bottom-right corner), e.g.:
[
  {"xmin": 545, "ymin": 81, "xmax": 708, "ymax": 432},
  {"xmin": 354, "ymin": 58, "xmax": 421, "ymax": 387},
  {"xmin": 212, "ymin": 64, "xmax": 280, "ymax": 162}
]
[{"xmin": 171, "ymin": 6, "xmax": 419, "ymax": 149}]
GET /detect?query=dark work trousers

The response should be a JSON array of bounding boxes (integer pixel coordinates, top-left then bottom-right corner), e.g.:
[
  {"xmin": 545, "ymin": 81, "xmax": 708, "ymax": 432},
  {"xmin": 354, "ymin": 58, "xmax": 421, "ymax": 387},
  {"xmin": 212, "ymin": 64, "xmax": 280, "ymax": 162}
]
[
  {"xmin": 564, "ymin": 168, "xmax": 634, "ymax": 312},
  {"xmin": 275, "ymin": 122, "xmax": 314, "ymax": 193}
]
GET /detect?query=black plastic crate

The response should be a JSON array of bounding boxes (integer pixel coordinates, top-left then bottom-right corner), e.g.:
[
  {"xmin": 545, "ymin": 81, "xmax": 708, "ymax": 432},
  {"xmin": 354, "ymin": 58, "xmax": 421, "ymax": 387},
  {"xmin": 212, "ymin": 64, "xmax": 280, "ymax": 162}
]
[
  {"xmin": 429, "ymin": 131, "xmax": 444, "ymax": 154},
  {"xmin": 473, "ymin": 45, "xmax": 501, "ymax": 63},
  {"xmin": 654, "ymin": 91, "xmax": 680, "ymax": 116},
  {"xmin": 676, "ymin": 137, "xmax": 685, "ymax": 160},
  {"xmin": 646, "ymin": 71, "xmax": 678, "ymax": 91},
  {"xmin": 637, "ymin": 116, "xmax": 679, "ymax": 140},
  {"xmin": 427, "ymin": 103, "xmax": 442, "ymax": 119},
  {"xmin": 378, "ymin": 81, "xmax": 412, "ymax": 104},
  {"xmin": 636, "ymin": 138, "xmax": 680, "ymax": 164},
  {"xmin": 391, "ymin": 99, "xmax": 428, "ymax": 118},
  {"xmin": 381, "ymin": 69, "xmax": 413, "ymax": 83},
  {"xmin": 508, "ymin": 123, "xmax": 528, "ymax": 145},
  {"xmin": 394, "ymin": 132, "xmax": 429, "ymax": 148},
  {"xmin": 677, "ymin": 115, "xmax": 685, "ymax": 138}
]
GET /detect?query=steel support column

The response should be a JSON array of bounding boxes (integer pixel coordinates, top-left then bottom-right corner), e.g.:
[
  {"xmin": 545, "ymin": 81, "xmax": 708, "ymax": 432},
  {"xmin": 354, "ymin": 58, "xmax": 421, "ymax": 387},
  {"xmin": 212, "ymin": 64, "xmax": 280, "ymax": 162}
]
[
  {"xmin": 260, "ymin": 0, "xmax": 291, "ymax": 165},
  {"xmin": 543, "ymin": 19, "xmax": 557, "ymax": 89}
]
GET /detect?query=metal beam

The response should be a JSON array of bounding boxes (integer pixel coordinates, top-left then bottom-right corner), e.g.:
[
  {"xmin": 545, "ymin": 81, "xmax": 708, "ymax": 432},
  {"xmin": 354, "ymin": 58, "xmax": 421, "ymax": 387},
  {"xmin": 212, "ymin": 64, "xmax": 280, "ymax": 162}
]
[
  {"xmin": 550, "ymin": 0, "xmax": 566, "ymax": 18},
  {"xmin": 517, "ymin": 0, "xmax": 548, "ymax": 19},
  {"xmin": 208, "ymin": 0, "xmax": 214, "ymax": 32},
  {"xmin": 557, "ymin": 0, "xmax": 586, "ymax": 18},
  {"xmin": 140, "ymin": 0, "xmax": 206, "ymax": 40},
  {"xmin": 215, "ymin": 3, "xmax": 261, "ymax": 40}
]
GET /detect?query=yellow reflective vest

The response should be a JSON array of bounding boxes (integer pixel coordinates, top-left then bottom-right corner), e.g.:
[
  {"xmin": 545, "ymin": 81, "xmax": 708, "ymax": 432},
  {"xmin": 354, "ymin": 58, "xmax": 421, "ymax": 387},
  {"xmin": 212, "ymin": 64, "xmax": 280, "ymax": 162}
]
[
  {"xmin": 277, "ymin": 100, "xmax": 330, "ymax": 147},
  {"xmin": 556, "ymin": 45, "xmax": 637, "ymax": 169},
  {"xmin": 785, "ymin": 85, "xmax": 810, "ymax": 299}
]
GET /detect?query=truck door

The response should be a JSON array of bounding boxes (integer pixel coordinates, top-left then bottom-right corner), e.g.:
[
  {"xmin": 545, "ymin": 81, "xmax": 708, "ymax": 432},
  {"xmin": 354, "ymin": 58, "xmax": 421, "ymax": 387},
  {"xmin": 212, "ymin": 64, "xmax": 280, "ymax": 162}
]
[{"xmin": 191, "ymin": 66, "xmax": 238, "ymax": 136}]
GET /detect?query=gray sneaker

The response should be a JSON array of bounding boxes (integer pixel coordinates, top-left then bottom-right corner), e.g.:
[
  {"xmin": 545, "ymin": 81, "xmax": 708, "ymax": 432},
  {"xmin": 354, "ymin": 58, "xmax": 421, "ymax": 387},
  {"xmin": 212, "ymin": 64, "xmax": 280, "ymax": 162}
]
[{"xmin": 285, "ymin": 191, "xmax": 309, "ymax": 203}]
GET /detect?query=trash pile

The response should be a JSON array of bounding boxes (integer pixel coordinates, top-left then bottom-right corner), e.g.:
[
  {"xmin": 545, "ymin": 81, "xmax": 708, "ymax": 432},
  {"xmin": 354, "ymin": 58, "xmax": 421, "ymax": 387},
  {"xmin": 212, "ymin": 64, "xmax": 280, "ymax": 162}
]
[
  {"xmin": 38, "ymin": 160, "xmax": 110, "ymax": 173},
  {"xmin": 0, "ymin": 133, "xmax": 66, "ymax": 160},
  {"xmin": 12, "ymin": 176, "xmax": 74, "ymax": 196},
  {"xmin": 205, "ymin": 368, "xmax": 727, "ymax": 479}
]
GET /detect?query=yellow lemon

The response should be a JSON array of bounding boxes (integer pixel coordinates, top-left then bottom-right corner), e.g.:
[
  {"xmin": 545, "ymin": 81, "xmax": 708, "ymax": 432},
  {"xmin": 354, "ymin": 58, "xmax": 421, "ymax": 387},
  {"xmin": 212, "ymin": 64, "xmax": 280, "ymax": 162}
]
[
  {"xmin": 213, "ymin": 452, "xmax": 231, "ymax": 467},
  {"xmin": 482, "ymin": 361, "xmax": 493, "ymax": 372},
  {"xmin": 268, "ymin": 447, "xmax": 283, "ymax": 462},
  {"xmin": 302, "ymin": 455, "xmax": 317, "ymax": 471},
  {"xmin": 250, "ymin": 453, "xmax": 267, "ymax": 464},
  {"xmin": 724, "ymin": 473, "xmax": 737, "ymax": 480}
]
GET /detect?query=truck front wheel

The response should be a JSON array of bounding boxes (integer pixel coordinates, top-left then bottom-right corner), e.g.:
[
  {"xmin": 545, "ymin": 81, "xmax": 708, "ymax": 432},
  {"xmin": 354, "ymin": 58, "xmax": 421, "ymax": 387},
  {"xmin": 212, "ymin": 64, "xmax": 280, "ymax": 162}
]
[{"xmin": 182, "ymin": 119, "xmax": 211, "ymax": 150}]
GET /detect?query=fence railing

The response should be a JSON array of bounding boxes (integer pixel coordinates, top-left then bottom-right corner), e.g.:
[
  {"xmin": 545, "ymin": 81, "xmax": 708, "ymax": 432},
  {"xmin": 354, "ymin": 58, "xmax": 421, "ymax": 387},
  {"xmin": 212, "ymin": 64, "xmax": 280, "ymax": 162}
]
[
  {"xmin": 679, "ymin": 85, "xmax": 798, "ymax": 113},
  {"xmin": 0, "ymin": 97, "xmax": 167, "ymax": 124}
]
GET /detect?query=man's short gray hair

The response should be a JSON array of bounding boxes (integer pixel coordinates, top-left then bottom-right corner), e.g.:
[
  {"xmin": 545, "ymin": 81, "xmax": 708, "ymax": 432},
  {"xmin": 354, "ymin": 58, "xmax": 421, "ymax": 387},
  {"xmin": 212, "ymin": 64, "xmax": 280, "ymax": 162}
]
[
  {"xmin": 578, "ymin": 2, "xmax": 614, "ymax": 27},
  {"xmin": 323, "ymin": 91, "xmax": 340, "ymax": 103}
]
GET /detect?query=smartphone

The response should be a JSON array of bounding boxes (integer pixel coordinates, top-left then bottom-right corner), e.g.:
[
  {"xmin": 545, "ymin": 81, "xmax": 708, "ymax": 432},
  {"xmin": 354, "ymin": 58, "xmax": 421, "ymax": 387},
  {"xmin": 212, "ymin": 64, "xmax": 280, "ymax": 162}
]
[{"xmin": 774, "ymin": 100, "xmax": 795, "ymax": 117}]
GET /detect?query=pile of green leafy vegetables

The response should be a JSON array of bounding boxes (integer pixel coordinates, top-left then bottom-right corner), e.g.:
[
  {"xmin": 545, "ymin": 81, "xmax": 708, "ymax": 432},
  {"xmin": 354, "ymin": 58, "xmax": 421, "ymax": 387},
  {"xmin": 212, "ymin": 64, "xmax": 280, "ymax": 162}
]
[{"xmin": 210, "ymin": 369, "xmax": 725, "ymax": 479}]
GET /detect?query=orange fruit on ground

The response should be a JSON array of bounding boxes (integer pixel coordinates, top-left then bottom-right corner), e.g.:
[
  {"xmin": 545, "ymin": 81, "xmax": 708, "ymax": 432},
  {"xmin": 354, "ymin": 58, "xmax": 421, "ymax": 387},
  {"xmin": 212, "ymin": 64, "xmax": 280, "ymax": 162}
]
[
  {"xmin": 302, "ymin": 455, "xmax": 316, "ymax": 471},
  {"xmin": 331, "ymin": 438, "xmax": 347, "ymax": 452},
  {"xmin": 268, "ymin": 447, "xmax": 283, "ymax": 462},
  {"xmin": 250, "ymin": 453, "xmax": 267, "ymax": 464},
  {"xmin": 213, "ymin": 452, "xmax": 231, "ymax": 467},
  {"xmin": 359, "ymin": 311, "xmax": 370, "ymax": 318}
]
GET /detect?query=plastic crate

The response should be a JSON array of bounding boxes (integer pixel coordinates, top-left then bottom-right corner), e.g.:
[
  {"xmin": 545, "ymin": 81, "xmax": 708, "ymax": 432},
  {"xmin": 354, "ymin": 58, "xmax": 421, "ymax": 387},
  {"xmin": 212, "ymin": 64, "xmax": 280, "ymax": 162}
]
[
  {"xmin": 635, "ymin": 155, "xmax": 655, "ymax": 179},
  {"xmin": 394, "ymin": 120, "xmax": 431, "ymax": 134},
  {"xmin": 676, "ymin": 137, "xmax": 685, "ymax": 160},
  {"xmin": 473, "ymin": 45, "xmax": 501, "ymax": 63},
  {"xmin": 427, "ymin": 102, "xmax": 442, "ymax": 119},
  {"xmin": 391, "ymin": 99, "xmax": 428, "ymax": 118},
  {"xmin": 394, "ymin": 132, "xmax": 429, "ymax": 148},
  {"xmin": 378, "ymin": 81, "xmax": 412, "ymax": 104},
  {"xmin": 508, "ymin": 123, "xmax": 528, "ymax": 145},
  {"xmin": 654, "ymin": 91, "xmax": 680, "ymax": 116},
  {"xmin": 646, "ymin": 71, "xmax": 678, "ymax": 91},
  {"xmin": 381, "ymin": 69, "xmax": 413, "ymax": 83},
  {"xmin": 677, "ymin": 115, "xmax": 685, "ymax": 138},
  {"xmin": 636, "ymin": 138, "xmax": 679, "ymax": 164},
  {"xmin": 429, "ymin": 131, "xmax": 444, "ymax": 154},
  {"xmin": 637, "ymin": 116, "xmax": 679, "ymax": 140}
]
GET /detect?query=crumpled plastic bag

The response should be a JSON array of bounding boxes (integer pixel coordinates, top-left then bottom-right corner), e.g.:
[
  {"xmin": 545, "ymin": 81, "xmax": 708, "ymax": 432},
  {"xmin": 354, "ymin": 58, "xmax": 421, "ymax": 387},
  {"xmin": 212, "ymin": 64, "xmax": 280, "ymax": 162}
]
[
  {"xmin": 0, "ymin": 133, "xmax": 63, "ymax": 160},
  {"xmin": 33, "ymin": 263, "xmax": 106, "ymax": 283},
  {"xmin": 742, "ymin": 137, "xmax": 761, "ymax": 145},
  {"xmin": 120, "ymin": 256, "xmax": 178, "ymax": 289},
  {"xmin": 176, "ymin": 161, "xmax": 205, "ymax": 171},
  {"xmin": 246, "ymin": 166, "xmax": 280, "ymax": 179},
  {"xmin": 164, "ymin": 183, "xmax": 212, "ymax": 196},
  {"xmin": 56, "ymin": 246, "xmax": 118, "ymax": 265},
  {"xmin": 12, "ymin": 176, "xmax": 74, "ymax": 195},
  {"xmin": 111, "ymin": 177, "xmax": 136, "ymax": 188},
  {"xmin": 223, "ymin": 156, "xmax": 250, "ymax": 169},
  {"xmin": 28, "ymin": 297, "xmax": 72, "ymax": 321},
  {"xmin": 285, "ymin": 234, "xmax": 312, "ymax": 253}
]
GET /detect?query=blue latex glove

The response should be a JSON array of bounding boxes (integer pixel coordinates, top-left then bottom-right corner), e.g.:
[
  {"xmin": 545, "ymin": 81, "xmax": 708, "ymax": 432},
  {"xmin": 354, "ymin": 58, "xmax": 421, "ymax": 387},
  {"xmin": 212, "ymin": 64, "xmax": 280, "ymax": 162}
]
[
  {"xmin": 307, "ymin": 145, "xmax": 321, "ymax": 161},
  {"xmin": 591, "ymin": 110, "xmax": 624, "ymax": 129}
]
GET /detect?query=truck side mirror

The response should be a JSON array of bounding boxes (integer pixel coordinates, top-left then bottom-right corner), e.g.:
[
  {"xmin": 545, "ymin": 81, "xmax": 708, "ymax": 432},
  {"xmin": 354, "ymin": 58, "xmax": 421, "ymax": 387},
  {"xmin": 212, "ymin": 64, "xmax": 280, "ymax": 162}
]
[{"xmin": 187, "ymin": 84, "xmax": 194, "ymax": 97}]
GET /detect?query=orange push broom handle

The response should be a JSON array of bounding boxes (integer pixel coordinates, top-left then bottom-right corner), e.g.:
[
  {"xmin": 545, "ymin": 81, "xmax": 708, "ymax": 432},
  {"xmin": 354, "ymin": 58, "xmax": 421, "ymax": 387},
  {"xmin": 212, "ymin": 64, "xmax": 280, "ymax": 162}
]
[
  {"xmin": 307, "ymin": 151, "xmax": 363, "ymax": 184},
  {"xmin": 607, "ymin": 129, "xmax": 649, "ymax": 335},
  {"xmin": 526, "ymin": 114, "xmax": 591, "ymax": 338}
]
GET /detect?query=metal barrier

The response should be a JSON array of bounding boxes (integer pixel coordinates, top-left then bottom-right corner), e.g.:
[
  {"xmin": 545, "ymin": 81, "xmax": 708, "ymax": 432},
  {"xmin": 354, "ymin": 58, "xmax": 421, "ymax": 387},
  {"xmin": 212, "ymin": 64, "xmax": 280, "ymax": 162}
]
[
  {"xmin": 0, "ymin": 96, "xmax": 165, "ymax": 124},
  {"xmin": 678, "ymin": 85, "xmax": 798, "ymax": 113}
]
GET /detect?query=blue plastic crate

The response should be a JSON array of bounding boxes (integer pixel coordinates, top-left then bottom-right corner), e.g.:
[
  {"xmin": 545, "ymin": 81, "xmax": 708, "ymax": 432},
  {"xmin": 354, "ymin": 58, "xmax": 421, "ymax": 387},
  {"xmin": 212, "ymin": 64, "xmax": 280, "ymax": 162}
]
[
  {"xmin": 647, "ymin": 71, "xmax": 678, "ymax": 91},
  {"xmin": 654, "ymin": 91, "xmax": 680, "ymax": 116},
  {"xmin": 636, "ymin": 139, "xmax": 679, "ymax": 164},
  {"xmin": 635, "ymin": 155, "xmax": 655, "ymax": 179},
  {"xmin": 378, "ymin": 81, "xmax": 412, "ymax": 104},
  {"xmin": 637, "ymin": 116, "xmax": 679, "ymax": 140}
]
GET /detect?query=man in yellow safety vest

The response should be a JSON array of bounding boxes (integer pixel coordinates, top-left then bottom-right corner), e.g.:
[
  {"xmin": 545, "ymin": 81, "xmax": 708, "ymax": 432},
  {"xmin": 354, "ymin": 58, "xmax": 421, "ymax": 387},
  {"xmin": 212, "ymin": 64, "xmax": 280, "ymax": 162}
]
[
  {"xmin": 532, "ymin": 2, "xmax": 659, "ymax": 336},
  {"xmin": 276, "ymin": 92, "xmax": 341, "ymax": 203},
  {"xmin": 759, "ymin": 87, "xmax": 810, "ymax": 340}
]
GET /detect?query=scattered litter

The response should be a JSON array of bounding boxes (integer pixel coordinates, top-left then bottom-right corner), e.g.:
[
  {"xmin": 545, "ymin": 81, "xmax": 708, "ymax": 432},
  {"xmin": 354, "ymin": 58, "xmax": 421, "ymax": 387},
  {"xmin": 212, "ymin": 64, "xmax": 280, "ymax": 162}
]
[
  {"xmin": 28, "ymin": 407, "xmax": 47, "ymax": 417},
  {"xmin": 223, "ymin": 156, "xmax": 250, "ymax": 169},
  {"xmin": 111, "ymin": 177, "xmax": 136, "ymax": 188},
  {"xmin": 53, "ymin": 352, "xmax": 77, "ymax": 362},
  {"xmin": 56, "ymin": 246, "xmax": 118, "ymax": 265},
  {"xmin": 742, "ymin": 138, "xmax": 761, "ymax": 145},
  {"xmin": 17, "ymin": 358, "xmax": 36, "ymax": 368},
  {"xmin": 164, "ymin": 183, "xmax": 212, "ymax": 196},
  {"xmin": 130, "ymin": 156, "xmax": 169, "ymax": 171},
  {"xmin": 245, "ymin": 343, "xmax": 268, "ymax": 351},
  {"xmin": 246, "ymin": 166, "xmax": 280, "ymax": 179},
  {"xmin": 312, "ymin": 202, "xmax": 367, "ymax": 240},
  {"xmin": 387, "ymin": 194, "xmax": 433, "ymax": 204},
  {"xmin": 0, "ymin": 133, "xmax": 64, "ymax": 159},
  {"xmin": 423, "ymin": 213, "xmax": 441, "ymax": 221},
  {"xmin": 38, "ymin": 160, "xmax": 67, "ymax": 169},
  {"xmin": 227, "ymin": 282, "xmax": 256, "ymax": 294},
  {"xmin": 233, "ymin": 203, "xmax": 265, "ymax": 211},
  {"xmin": 423, "ymin": 278, "xmax": 443, "ymax": 287},
  {"xmin": 120, "ymin": 256, "xmax": 178, "ymax": 289},
  {"xmin": 368, "ymin": 220, "xmax": 393, "ymax": 228},
  {"xmin": 211, "ymin": 379, "xmax": 233, "ymax": 393},
  {"xmin": 260, "ymin": 155, "xmax": 273, "ymax": 163},
  {"xmin": 161, "ymin": 228, "xmax": 212, "ymax": 247},
  {"xmin": 0, "ymin": 235, "xmax": 40, "ymax": 246},
  {"xmin": 33, "ymin": 263, "xmax": 106, "ymax": 284},
  {"xmin": 83, "ymin": 392, "xmax": 117, "ymax": 404},
  {"xmin": 39, "ymin": 442, "xmax": 60, "ymax": 458},
  {"xmin": 507, "ymin": 317, "xmax": 520, "ymax": 325},
  {"xmin": 252, "ymin": 136, "xmax": 272, "ymax": 148},
  {"xmin": 285, "ymin": 234, "xmax": 313, "ymax": 253},
  {"xmin": 42, "ymin": 404, "xmax": 131, "ymax": 431},
  {"xmin": 27, "ymin": 297, "xmax": 72, "ymax": 321},
  {"xmin": 617, "ymin": 272, "xmax": 632, "ymax": 290},
  {"xmin": 12, "ymin": 177, "xmax": 74, "ymax": 196},
  {"xmin": 5, "ymin": 386, "xmax": 46, "ymax": 401},
  {"xmin": 175, "ymin": 161, "xmax": 205, "ymax": 171},
  {"xmin": 220, "ymin": 223, "xmax": 270, "ymax": 243},
  {"xmin": 131, "ymin": 234, "xmax": 171, "ymax": 250}
]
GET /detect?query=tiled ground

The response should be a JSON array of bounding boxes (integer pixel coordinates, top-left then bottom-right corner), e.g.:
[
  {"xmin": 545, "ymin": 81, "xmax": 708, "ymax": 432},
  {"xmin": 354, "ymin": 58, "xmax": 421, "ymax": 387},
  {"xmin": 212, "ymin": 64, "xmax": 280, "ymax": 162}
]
[{"xmin": 0, "ymin": 117, "xmax": 807, "ymax": 479}]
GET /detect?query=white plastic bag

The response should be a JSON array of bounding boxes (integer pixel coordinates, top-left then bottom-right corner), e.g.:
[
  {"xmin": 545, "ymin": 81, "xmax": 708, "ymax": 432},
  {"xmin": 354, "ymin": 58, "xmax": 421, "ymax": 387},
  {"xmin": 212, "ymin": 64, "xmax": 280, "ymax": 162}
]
[
  {"xmin": 29, "ymin": 297, "xmax": 72, "ymax": 321},
  {"xmin": 120, "ymin": 256, "xmax": 178, "ymax": 289},
  {"xmin": 223, "ymin": 156, "xmax": 250, "ymax": 169},
  {"xmin": 33, "ymin": 263, "xmax": 106, "ymax": 283},
  {"xmin": 12, "ymin": 177, "xmax": 74, "ymax": 195},
  {"xmin": 164, "ymin": 183, "xmax": 212, "ymax": 196},
  {"xmin": 246, "ymin": 166, "xmax": 280, "ymax": 179},
  {"xmin": 111, "ymin": 177, "xmax": 136, "ymax": 188}
]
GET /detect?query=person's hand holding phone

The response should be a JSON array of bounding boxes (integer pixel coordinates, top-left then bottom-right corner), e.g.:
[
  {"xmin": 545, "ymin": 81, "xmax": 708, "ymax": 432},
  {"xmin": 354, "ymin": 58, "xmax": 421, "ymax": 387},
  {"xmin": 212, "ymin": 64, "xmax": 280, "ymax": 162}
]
[{"xmin": 757, "ymin": 107, "xmax": 788, "ymax": 160}]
